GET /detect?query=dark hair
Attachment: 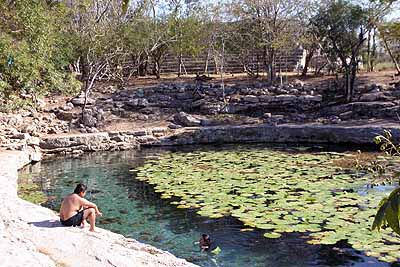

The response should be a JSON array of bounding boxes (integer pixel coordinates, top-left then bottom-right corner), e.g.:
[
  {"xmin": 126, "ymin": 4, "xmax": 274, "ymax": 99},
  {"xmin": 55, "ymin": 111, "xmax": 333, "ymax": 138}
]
[
  {"xmin": 74, "ymin": 183, "xmax": 87, "ymax": 194},
  {"xmin": 202, "ymin": 234, "xmax": 210, "ymax": 240}
]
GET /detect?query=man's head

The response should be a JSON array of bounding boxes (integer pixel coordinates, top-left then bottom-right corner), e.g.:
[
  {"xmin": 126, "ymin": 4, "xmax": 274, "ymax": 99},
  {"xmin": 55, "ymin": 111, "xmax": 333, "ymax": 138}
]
[{"xmin": 73, "ymin": 183, "xmax": 87, "ymax": 197}]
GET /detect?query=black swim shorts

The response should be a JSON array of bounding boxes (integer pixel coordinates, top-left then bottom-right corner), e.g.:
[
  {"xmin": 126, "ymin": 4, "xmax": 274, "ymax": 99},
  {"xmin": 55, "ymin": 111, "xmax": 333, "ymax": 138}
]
[{"xmin": 60, "ymin": 210, "xmax": 84, "ymax": 227}]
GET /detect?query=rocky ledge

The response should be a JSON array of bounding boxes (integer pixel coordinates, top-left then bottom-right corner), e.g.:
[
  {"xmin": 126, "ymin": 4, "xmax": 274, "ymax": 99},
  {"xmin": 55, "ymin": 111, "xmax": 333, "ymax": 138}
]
[
  {"xmin": 154, "ymin": 122, "xmax": 400, "ymax": 146},
  {"xmin": 36, "ymin": 122, "xmax": 400, "ymax": 156},
  {"xmin": 0, "ymin": 150, "xmax": 197, "ymax": 267}
]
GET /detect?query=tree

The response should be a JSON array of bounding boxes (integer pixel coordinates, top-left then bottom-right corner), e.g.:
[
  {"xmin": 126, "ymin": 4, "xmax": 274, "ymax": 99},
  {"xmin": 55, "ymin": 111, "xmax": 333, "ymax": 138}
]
[
  {"xmin": 232, "ymin": 0, "xmax": 308, "ymax": 83},
  {"xmin": 379, "ymin": 22, "xmax": 400, "ymax": 75},
  {"xmin": 65, "ymin": 0, "xmax": 125, "ymax": 114},
  {"xmin": 168, "ymin": 0, "xmax": 206, "ymax": 77},
  {"xmin": 0, "ymin": 0, "xmax": 80, "ymax": 110},
  {"xmin": 313, "ymin": 0, "xmax": 369, "ymax": 102},
  {"xmin": 299, "ymin": 21, "xmax": 321, "ymax": 77}
]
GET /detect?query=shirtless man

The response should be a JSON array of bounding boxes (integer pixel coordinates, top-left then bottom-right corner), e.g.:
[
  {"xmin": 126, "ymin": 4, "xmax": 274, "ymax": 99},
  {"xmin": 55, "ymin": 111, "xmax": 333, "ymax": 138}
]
[{"xmin": 59, "ymin": 183, "xmax": 102, "ymax": 232}]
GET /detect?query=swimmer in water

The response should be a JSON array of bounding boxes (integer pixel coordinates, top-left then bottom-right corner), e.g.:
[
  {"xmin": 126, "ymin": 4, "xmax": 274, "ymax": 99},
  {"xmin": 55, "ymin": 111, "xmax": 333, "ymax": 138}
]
[{"xmin": 199, "ymin": 234, "xmax": 211, "ymax": 252}]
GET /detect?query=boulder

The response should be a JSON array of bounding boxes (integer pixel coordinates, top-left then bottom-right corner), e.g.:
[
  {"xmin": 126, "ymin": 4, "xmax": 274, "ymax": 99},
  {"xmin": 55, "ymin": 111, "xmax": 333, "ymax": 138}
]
[
  {"xmin": 359, "ymin": 92, "xmax": 386, "ymax": 102},
  {"xmin": 168, "ymin": 123, "xmax": 182, "ymax": 129},
  {"xmin": 274, "ymin": 94, "xmax": 298, "ymax": 102},
  {"xmin": 200, "ymin": 103, "xmax": 222, "ymax": 115},
  {"xmin": 27, "ymin": 137, "xmax": 40, "ymax": 146},
  {"xmin": 12, "ymin": 133, "xmax": 30, "ymax": 140},
  {"xmin": 82, "ymin": 112, "xmax": 97, "ymax": 127},
  {"xmin": 56, "ymin": 110, "xmax": 75, "ymax": 121},
  {"xmin": 241, "ymin": 95, "xmax": 259, "ymax": 103},
  {"xmin": 299, "ymin": 95, "xmax": 322, "ymax": 102},
  {"xmin": 174, "ymin": 112, "xmax": 201, "ymax": 127},
  {"xmin": 126, "ymin": 98, "xmax": 149, "ymax": 108},
  {"xmin": 71, "ymin": 97, "xmax": 96, "ymax": 106},
  {"xmin": 30, "ymin": 151, "xmax": 42, "ymax": 162}
]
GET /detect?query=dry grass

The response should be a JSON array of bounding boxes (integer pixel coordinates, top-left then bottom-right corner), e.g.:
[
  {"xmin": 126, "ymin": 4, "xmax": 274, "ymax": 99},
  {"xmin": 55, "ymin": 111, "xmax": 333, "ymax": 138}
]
[{"xmin": 331, "ymin": 152, "xmax": 379, "ymax": 169}]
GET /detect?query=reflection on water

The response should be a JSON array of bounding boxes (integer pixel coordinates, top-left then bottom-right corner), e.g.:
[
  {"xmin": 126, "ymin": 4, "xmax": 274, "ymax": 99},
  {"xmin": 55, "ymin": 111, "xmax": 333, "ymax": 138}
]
[{"xmin": 19, "ymin": 145, "xmax": 391, "ymax": 267}]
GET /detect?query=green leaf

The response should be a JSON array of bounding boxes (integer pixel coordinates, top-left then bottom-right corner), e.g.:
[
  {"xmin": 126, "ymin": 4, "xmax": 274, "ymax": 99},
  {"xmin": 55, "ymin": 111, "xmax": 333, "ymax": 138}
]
[{"xmin": 122, "ymin": 0, "xmax": 130, "ymax": 15}]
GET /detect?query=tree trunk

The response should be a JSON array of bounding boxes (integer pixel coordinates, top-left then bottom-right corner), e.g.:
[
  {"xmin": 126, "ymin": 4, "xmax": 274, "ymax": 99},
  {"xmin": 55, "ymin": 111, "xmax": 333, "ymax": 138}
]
[
  {"xmin": 301, "ymin": 49, "xmax": 314, "ymax": 77},
  {"xmin": 350, "ymin": 62, "xmax": 357, "ymax": 102},
  {"xmin": 382, "ymin": 35, "xmax": 400, "ymax": 75},
  {"xmin": 178, "ymin": 53, "xmax": 182, "ymax": 77},
  {"xmin": 268, "ymin": 48, "xmax": 276, "ymax": 84},
  {"xmin": 344, "ymin": 68, "xmax": 351, "ymax": 103},
  {"xmin": 204, "ymin": 50, "xmax": 210, "ymax": 74},
  {"xmin": 137, "ymin": 54, "xmax": 148, "ymax": 76},
  {"xmin": 263, "ymin": 45, "xmax": 268, "ymax": 79},
  {"xmin": 155, "ymin": 60, "xmax": 160, "ymax": 79},
  {"xmin": 367, "ymin": 30, "xmax": 371, "ymax": 72},
  {"xmin": 371, "ymin": 30, "xmax": 377, "ymax": 72}
]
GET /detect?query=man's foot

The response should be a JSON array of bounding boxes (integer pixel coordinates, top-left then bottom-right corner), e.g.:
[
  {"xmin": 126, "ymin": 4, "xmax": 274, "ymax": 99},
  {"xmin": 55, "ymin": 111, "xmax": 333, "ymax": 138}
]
[
  {"xmin": 89, "ymin": 227, "xmax": 100, "ymax": 233},
  {"xmin": 80, "ymin": 220, "xmax": 87, "ymax": 229}
]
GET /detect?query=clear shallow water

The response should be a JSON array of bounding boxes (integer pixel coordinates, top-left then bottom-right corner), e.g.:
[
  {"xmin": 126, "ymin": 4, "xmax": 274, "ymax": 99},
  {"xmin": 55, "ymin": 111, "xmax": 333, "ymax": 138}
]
[{"xmin": 19, "ymin": 145, "xmax": 395, "ymax": 267}]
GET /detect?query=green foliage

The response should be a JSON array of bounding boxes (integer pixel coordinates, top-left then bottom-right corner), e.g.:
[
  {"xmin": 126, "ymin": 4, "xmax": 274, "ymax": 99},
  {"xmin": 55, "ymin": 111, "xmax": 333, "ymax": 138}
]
[
  {"xmin": 313, "ymin": 0, "xmax": 368, "ymax": 63},
  {"xmin": 368, "ymin": 130, "xmax": 400, "ymax": 237},
  {"xmin": 372, "ymin": 188, "xmax": 400, "ymax": 234},
  {"xmin": 0, "ymin": 0, "xmax": 80, "ymax": 110},
  {"xmin": 312, "ymin": 0, "xmax": 370, "ymax": 101},
  {"xmin": 379, "ymin": 21, "xmax": 400, "ymax": 61}
]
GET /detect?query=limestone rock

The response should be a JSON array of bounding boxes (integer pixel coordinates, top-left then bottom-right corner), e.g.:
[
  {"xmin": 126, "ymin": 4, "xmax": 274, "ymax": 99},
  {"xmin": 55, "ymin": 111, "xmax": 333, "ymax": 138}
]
[
  {"xmin": 27, "ymin": 137, "xmax": 40, "ymax": 146},
  {"xmin": 12, "ymin": 133, "xmax": 30, "ymax": 140},
  {"xmin": 126, "ymin": 98, "xmax": 149, "ymax": 108},
  {"xmin": 242, "ymin": 95, "xmax": 259, "ymax": 103},
  {"xmin": 174, "ymin": 112, "xmax": 201, "ymax": 127},
  {"xmin": 71, "ymin": 97, "xmax": 96, "ymax": 106},
  {"xmin": 30, "ymin": 151, "xmax": 42, "ymax": 162},
  {"xmin": 56, "ymin": 110, "xmax": 75, "ymax": 121},
  {"xmin": 359, "ymin": 92, "xmax": 386, "ymax": 102},
  {"xmin": 168, "ymin": 124, "xmax": 182, "ymax": 129},
  {"xmin": 82, "ymin": 113, "xmax": 97, "ymax": 127}
]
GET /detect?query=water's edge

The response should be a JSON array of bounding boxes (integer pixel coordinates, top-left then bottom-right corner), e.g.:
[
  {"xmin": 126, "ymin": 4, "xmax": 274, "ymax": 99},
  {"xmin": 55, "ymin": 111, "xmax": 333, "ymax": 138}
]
[{"xmin": 0, "ymin": 150, "xmax": 197, "ymax": 267}]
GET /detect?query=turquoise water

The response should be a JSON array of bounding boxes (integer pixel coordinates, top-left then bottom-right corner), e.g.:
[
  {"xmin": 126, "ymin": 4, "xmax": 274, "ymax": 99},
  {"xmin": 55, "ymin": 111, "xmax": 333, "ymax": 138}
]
[{"xmin": 19, "ymin": 145, "xmax": 393, "ymax": 267}]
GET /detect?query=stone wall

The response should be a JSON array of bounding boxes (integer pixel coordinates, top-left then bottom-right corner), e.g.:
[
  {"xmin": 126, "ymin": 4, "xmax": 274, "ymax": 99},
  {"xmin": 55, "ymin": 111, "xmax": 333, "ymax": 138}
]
[
  {"xmin": 111, "ymin": 82, "xmax": 322, "ymax": 117},
  {"xmin": 0, "ymin": 150, "xmax": 196, "ymax": 267},
  {"xmin": 39, "ymin": 127, "xmax": 169, "ymax": 155}
]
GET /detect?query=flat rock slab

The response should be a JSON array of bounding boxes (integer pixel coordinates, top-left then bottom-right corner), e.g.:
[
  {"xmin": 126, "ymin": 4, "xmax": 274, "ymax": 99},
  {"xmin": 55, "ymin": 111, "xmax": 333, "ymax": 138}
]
[
  {"xmin": 153, "ymin": 122, "xmax": 400, "ymax": 146},
  {"xmin": 0, "ymin": 151, "xmax": 197, "ymax": 267}
]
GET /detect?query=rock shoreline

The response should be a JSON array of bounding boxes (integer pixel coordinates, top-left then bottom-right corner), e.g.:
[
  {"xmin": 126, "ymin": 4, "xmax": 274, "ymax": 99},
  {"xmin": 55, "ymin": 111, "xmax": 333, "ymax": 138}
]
[
  {"xmin": 0, "ymin": 150, "xmax": 197, "ymax": 267},
  {"xmin": 38, "ymin": 123, "xmax": 400, "ymax": 155}
]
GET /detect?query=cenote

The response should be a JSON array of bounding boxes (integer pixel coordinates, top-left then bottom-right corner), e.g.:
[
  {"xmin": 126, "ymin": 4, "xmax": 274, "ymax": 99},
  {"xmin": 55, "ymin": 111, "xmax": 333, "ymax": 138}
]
[{"xmin": 18, "ymin": 144, "xmax": 400, "ymax": 267}]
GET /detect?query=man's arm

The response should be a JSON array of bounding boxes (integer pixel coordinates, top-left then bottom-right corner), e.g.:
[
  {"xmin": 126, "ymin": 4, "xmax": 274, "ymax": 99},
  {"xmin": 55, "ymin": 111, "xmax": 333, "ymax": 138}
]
[{"xmin": 79, "ymin": 197, "xmax": 102, "ymax": 215}]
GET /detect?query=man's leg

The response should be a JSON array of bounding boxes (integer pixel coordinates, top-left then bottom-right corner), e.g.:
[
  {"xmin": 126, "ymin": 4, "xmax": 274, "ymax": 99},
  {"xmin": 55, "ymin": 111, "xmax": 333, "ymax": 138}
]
[{"xmin": 83, "ymin": 208, "xmax": 97, "ymax": 232}]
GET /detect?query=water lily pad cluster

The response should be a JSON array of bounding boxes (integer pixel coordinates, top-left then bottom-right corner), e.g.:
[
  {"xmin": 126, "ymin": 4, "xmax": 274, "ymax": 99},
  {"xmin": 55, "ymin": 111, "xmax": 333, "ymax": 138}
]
[{"xmin": 135, "ymin": 148, "xmax": 400, "ymax": 263}]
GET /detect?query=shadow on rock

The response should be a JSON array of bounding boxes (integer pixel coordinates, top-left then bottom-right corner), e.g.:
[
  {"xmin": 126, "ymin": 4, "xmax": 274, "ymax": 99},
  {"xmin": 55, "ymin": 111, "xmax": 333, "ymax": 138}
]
[{"xmin": 28, "ymin": 219, "xmax": 63, "ymax": 228}]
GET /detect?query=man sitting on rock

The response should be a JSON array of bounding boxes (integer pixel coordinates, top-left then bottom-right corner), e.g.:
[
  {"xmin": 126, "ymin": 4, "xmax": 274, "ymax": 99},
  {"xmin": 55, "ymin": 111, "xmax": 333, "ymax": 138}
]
[{"xmin": 59, "ymin": 183, "xmax": 102, "ymax": 232}]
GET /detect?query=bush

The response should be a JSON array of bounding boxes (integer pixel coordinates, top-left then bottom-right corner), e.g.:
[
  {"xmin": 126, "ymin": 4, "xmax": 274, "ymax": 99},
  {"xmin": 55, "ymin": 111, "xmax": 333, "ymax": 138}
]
[{"xmin": 0, "ymin": 0, "xmax": 80, "ymax": 111}]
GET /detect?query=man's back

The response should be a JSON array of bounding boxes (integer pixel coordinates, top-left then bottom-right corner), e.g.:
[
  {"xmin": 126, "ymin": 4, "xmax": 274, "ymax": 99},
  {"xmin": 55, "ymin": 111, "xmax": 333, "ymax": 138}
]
[{"xmin": 60, "ymin": 194, "xmax": 81, "ymax": 220}]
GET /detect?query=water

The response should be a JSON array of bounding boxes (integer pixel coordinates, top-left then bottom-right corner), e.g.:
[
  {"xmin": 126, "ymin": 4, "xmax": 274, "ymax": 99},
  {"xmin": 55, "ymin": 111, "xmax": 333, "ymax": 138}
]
[{"xmin": 19, "ymin": 145, "xmax": 393, "ymax": 267}]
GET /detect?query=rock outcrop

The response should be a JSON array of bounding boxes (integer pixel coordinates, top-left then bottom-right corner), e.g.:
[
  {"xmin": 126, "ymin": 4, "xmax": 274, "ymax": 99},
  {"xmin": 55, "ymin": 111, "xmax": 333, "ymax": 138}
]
[{"xmin": 0, "ymin": 150, "xmax": 197, "ymax": 267}]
